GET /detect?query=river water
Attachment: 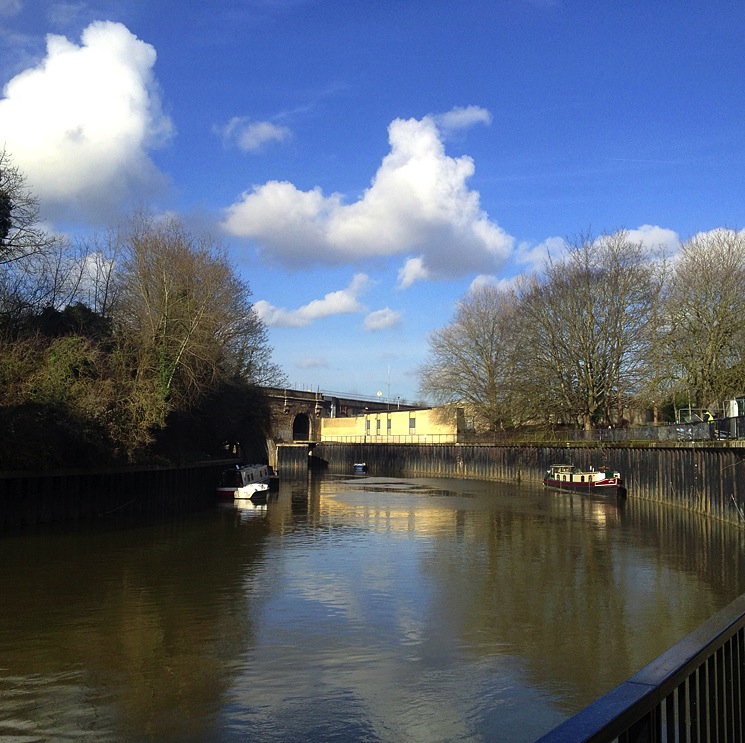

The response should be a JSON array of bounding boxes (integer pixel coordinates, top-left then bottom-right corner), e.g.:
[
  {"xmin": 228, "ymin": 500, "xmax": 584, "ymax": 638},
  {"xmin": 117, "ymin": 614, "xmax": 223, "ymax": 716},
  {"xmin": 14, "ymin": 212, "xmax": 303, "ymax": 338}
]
[{"xmin": 1, "ymin": 473, "xmax": 745, "ymax": 742}]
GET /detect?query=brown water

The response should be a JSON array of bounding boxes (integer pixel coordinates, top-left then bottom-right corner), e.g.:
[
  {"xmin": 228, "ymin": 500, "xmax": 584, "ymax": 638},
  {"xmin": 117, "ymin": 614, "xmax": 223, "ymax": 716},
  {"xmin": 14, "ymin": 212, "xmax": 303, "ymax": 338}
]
[{"xmin": 1, "ymin": 473, "xmax": 744, "ymax": 742}]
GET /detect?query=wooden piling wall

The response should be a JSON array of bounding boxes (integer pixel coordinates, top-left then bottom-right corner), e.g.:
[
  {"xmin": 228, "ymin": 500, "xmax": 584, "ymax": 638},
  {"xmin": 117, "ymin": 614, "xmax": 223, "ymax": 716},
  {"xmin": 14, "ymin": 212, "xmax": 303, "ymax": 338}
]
[
  {"xmin": 0, "ymin": 461, "xmax": 233, "ymax": 529},
  {"xmin": 309, "ymin": 442, "xmax": 745, "ymax": 525},
  {"xmin": 278, "ymin": 443, "xmax": 314, "ymax": 475}
]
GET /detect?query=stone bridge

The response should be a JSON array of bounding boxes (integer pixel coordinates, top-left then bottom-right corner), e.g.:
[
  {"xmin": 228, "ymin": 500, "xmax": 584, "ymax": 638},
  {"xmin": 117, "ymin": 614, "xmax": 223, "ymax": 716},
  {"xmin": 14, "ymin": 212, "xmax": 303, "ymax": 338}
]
[{"xmin": 262, "ymin": 386, "xmax": 416, "ymax": 444}]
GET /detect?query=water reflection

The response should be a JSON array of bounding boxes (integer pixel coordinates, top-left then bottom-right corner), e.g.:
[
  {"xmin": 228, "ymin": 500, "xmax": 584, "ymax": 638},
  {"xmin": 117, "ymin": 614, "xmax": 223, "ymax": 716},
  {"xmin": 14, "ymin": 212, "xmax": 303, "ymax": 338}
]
[
  {"xmin": 0, "ymin": 507, "xmax": 270, "ymax": 741},
  {"xmin": 0, "ymin": 473, "xmax": 743, "ymax": 742}
]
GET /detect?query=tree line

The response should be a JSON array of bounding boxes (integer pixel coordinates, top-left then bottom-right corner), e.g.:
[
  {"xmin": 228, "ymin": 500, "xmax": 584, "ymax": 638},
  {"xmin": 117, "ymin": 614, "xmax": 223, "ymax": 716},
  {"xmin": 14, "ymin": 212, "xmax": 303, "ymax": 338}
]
[
  {"xmin": 0, "ymin": 150, "xmax": 285, "ymax": 470},
  {"xmin": 419, "ymin": 228, "xmax": 745, "ymax": 432}
]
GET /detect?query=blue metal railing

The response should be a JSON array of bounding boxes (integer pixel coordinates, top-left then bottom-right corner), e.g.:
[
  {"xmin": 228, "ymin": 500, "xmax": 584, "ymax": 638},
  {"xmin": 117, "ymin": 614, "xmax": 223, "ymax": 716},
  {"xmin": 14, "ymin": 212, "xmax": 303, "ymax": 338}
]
[{"xmin": 535, "ymin": 593, "xmax": 745, "ymax": 742}]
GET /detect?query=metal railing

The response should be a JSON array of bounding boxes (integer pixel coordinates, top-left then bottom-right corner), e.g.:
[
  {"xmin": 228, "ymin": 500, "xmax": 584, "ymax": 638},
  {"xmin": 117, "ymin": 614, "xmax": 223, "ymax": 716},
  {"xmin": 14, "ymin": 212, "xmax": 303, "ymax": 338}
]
[
  {"xmin": 535, "ymin": 592, "xmax": 745, "ymax": 742},
  {"xmin": 319, "ymin": 418, "xmax": 745, "ymax": 446},
  {"xmin": 319, "ymin": 434, "xmax": 459, "ymax": 444},
  {"xmin": 465, "ymin": 417, "xmax": 745, "ymax": 445}
]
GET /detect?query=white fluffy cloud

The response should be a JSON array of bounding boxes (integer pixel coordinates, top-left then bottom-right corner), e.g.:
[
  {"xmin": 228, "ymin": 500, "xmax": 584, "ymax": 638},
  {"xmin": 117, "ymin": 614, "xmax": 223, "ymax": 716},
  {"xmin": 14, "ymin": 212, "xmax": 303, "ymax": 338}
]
[
  {"xmin": 433, "ymin": 105, "xmax": 492, "ymax": 137},
  {"xmin": 217, "ymin": 117, "xmax": 291, "ymax": 152},
  {"xmin": 254, "ymin": 273, "xmax": 369, "ymax": 328},
  {"xmin": 514, "ymin": 235, "xmax": 568, "ymax": 273},
  {"xmin": 468, "ymin": 273, "xmax": 515, "ymax": 293},
  {"xmin": 0, "ymin": 20, "xmax": 173, "ymax": 220},
  {"xmin": 397, "ymin": 256, "xmax": 430, "ymax": 288},
  {"xmin": 364, "ymin": 307, "xmax": 402, "ymax": 331},
  {"xmin": 625, "ymin": 224, "xmax": 680, "ymax": 253},
  {"xmin": 222, "ymin": 110, "xmax": 514, "ymax": 283}
]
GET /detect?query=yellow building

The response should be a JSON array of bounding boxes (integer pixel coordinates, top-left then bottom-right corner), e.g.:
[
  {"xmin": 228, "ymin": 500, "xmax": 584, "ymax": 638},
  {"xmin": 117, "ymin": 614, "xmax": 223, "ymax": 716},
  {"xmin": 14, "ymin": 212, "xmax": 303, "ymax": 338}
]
[{"xmin": 319, "ymin": 407, "xmax": 466, "ymax": 443}]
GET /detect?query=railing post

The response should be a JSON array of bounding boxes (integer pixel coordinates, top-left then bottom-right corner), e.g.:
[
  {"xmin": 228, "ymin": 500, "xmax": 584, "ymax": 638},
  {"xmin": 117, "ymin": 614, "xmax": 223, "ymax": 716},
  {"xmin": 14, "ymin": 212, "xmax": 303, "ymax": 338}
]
[{"xmin": 619, "ymin": 709, "xmax": 656, "ymax": 743}]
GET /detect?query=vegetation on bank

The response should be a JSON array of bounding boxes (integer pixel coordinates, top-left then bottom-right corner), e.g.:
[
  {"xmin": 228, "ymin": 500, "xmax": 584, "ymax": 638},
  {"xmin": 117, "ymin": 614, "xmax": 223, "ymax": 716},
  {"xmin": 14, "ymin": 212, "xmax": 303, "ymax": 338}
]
[
  {"xmin": 0, "ymin": 150, "xmax": 285, "ymax": 471},
  {"xmin": 420, "ymin": 228, "xmax": 745, "ymax": 432}
]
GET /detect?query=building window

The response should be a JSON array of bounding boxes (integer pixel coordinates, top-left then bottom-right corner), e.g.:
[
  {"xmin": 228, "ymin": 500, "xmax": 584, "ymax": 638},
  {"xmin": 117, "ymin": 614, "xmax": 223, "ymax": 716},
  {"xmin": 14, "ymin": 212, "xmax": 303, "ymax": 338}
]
[
  {"xmin": 409, "ymin": 416, "xmax": 416, "ymax": 430},
  {"xmin": 376, "ymin": 418, "xmax": 381, "ymax": 434},
  {"xmin": 365, "ymin": 419, "xmax": 370, "ymax": 432},
  {"xmin": 387, "ymin": 417, "xmax": 392, "ymax": 432}
]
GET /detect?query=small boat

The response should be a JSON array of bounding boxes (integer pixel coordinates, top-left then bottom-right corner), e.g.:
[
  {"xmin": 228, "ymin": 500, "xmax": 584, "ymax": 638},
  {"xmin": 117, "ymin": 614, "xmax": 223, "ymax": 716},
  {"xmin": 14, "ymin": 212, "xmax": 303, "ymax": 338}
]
[
  {"xmin": 216, "ymin": 464, "xmax": 276, "ymax": 502},
  {"xmin": 543, "ymin": 464, "xmax": 626, "ymax": 497},
  {"xmin": 353, "ymin": 462, "xmax": 367, "ymax": 474}
]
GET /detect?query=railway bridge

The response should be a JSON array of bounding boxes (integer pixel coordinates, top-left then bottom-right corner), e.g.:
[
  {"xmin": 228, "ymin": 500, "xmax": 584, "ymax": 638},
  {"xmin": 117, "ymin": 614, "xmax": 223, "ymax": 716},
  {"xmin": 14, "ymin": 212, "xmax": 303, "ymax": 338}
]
[{"xmin": 262, "ymin": 386, "xmax": 419, "ymax": 444}]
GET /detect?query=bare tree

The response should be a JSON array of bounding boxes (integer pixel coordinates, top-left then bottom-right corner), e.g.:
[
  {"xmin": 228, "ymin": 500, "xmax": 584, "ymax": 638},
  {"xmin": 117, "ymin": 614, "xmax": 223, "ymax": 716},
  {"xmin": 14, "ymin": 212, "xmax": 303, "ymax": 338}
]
[
  {"xmin": 664, "ymin": 229, "xmax": 745, "ymax": 407},
  {"xmin": 514, "ymin": 231, "xmax": 658, "ymax": 429},
  {"xmin": 111, "ymin": 212, "xmax": 282, "ymax": 433},
  {"xmin": 1, "ymin": 150, "xmax": 55, "ymax": 327},
  {"xmin": 223, "ymin": 310, "xmax": 286, "ymax": 387},
  {"xmin": 77, "ymin": 230, "xmax": 121, "ymax": 318},
  {"xmin": 0, "ymin": 150, "xmax": 97, "ymax": 337},
  {"xmin": 419, "ymin": 284, "xmax": 519, "ymax": 431},
  {"xmin": 634, "ymin": 252, "xmax": 673, "ymax": 424},
  {"xmin": 0, "ymin": 149, "xmax": 56, "ymax": 267}
]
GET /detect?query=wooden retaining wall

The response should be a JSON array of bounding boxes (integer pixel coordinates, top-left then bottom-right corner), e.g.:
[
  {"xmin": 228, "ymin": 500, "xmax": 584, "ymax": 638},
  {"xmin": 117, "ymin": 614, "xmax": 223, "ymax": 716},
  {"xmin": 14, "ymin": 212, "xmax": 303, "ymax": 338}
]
[
  {"xmin": 278, "ymin": 443, "xmax": 315, "ymax": 475},
  {"xmin": 0, "ymin": 461, "xmax": 233, "ymax": 529},
  {"xmin": 306, "ymin": 442, "xmax": 745, "ymax": 526}
]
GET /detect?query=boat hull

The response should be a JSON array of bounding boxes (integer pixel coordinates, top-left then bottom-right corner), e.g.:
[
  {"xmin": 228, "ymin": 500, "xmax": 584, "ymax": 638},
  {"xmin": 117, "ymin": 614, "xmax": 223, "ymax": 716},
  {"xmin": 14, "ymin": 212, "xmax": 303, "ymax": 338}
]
[
  {"xmin": 543, "ymin": 478, "xmax": 625, "ymax": 497},
  {"xmin": 216, "ymin": 483, "xmax": 270, "ymax": 501},
  {"xmin": 233, "ymin": 482, "xmax": 270, "ymax": 500}
]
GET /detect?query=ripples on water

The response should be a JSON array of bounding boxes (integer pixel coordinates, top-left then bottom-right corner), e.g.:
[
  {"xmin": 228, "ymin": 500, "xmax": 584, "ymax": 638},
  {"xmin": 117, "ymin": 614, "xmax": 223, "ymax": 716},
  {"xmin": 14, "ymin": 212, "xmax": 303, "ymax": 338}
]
[{"xmin": 1, "ymin": 473, "xmax": 745, "ymax": 742}]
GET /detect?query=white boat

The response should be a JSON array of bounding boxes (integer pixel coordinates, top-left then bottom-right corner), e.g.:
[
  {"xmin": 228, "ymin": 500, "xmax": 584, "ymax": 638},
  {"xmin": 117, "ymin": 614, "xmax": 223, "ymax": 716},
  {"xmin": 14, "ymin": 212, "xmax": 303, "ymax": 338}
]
[{"xmin": 216, "ymin": 464, "xmax": 275, "ymax": 502}]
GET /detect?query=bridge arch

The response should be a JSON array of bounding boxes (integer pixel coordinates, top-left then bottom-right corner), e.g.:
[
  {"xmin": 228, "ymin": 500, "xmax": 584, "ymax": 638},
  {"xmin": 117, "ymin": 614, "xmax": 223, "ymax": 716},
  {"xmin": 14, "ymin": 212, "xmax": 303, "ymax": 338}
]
[{"xmin": 292, "ymin": 413, "xmax": 311, "ymax": 441}]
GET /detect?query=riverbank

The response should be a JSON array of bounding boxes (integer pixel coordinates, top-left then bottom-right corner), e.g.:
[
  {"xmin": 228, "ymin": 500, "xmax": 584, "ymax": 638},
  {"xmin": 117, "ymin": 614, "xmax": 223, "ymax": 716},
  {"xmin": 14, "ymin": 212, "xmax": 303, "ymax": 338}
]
[
  {"xmin": 0, "ymin": 460, "xmax": 235, "ymax": 529},
  {"xmin": 299, "ymin": 441, "xmax": 745, "ymax": 526}
]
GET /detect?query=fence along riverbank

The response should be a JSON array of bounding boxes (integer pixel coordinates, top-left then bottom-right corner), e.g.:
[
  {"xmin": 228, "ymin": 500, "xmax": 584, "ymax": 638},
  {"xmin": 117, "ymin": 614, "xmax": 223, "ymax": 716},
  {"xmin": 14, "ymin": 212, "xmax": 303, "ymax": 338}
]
[{"xmin": 304, "ymin": 442, "xmax": 745, "ymax": 526}]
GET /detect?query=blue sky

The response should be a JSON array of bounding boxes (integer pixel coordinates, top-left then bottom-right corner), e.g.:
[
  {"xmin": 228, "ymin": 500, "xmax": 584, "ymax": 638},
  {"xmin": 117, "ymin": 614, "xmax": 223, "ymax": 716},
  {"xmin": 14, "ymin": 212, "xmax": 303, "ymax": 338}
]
[{"xmin": 1, "ymin": 1, "xmax": 744, "ymax": 403}]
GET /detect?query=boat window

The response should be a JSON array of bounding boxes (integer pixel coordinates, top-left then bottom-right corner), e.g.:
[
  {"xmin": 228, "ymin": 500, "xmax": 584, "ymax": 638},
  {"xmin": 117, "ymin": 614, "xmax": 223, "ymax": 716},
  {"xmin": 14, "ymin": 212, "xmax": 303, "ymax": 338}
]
[{"xmin": 580, "ymin": 475, "xmax": 584, "ymax": 482}]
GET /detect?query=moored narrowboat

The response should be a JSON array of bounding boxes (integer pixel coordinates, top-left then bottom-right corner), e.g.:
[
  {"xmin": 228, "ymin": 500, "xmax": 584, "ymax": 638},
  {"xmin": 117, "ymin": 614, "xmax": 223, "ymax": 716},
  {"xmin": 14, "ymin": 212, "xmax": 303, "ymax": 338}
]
[
  {"xmin": 216, "ymin": 464, "xmax": 277, "ymax": 502},
  {"xmin": 543, "ymin": 464, "xmax": 626, "ymax": 497}
]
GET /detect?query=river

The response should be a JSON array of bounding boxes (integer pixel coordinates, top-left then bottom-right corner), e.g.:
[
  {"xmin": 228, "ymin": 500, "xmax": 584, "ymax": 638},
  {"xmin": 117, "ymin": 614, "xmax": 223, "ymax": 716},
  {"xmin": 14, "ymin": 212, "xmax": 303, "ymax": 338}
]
[{"xmin": 1, "ymin": 472, "xmax": 744, "ymax": 742}]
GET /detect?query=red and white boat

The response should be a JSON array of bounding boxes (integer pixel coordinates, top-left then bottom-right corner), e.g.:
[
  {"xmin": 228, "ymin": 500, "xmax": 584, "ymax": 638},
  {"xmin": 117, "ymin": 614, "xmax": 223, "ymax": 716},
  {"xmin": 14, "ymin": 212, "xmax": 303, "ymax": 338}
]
[
  {"xmin": 543, "ymin": 464, "xmax": 626, "ymax": 497},
  {"xmin": 216, "ymin": 464, "xmax": 277, "ymax": 502}
]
